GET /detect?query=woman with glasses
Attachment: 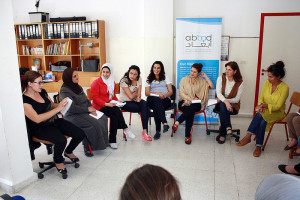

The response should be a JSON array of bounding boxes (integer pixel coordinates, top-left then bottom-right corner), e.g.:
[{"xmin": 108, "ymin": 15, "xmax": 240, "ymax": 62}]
[
  {"xmin": 59, "ymin": 68, "xmax": 108, "ymax": 157},
  {"xmin": 22, "ymin": 71, "xmax": 85, "ymax": 176}
]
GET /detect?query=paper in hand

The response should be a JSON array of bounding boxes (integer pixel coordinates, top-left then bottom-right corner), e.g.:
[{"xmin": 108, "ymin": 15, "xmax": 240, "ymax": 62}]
[
  {"xmin": 89, "ymin": 110, "xmax": 104, "ymax": 119},
  {"xmin": 61, "ymin": 98, "xmax": 72, "ymax": 116},
  {"xmin": 110, "ymin": 100, "xmax": 126, "ymax": 107},
  {"xmin": 207, "ymin": 99, "xmax": 218, "ymax": 107}
]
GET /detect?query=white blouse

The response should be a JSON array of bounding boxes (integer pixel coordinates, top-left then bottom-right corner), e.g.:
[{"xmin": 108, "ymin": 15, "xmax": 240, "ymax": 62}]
[{"xmin": 216, "ymin": 76, "xmax": 243, "ymax": 104}]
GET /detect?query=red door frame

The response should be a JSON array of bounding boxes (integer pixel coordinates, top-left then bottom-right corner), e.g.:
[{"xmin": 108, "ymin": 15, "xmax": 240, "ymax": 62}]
[{"xmin": 253, "ymin": 12, "xmax": 300, "ymax": 116}]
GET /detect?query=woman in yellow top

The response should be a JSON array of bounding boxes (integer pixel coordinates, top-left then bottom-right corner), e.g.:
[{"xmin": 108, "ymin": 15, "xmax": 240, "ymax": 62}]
[
  {"xmin": 172, "ymin": 63, "xmax": 214, "ymax": 144},
  {"xmin": 236, "ymin": 61, "xmax": 289, "ymax": 157}
]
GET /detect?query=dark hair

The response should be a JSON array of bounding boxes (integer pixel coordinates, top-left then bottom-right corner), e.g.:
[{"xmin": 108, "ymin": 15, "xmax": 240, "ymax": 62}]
[
  {"xmin": 102, "ymin": 66, "xmax": 110, "ymax": 72},
  {"xmin": 21, "ymin": 71, "xmax": 42, "ymax": 92},
  {"xmin": 147, "ymin": 61, "xmax": 166, "ymax": 84},
  {"xmin": 120, "ymin": 164, "xmax": 181, "ymax": 200},
  {"xmin": 267, "ymin": 61, "xmax": 285, "ymax": 79},
  {"xmin": 120, "ymin": 65, "xmax": 141, "ymax": 86},
  {"xmin": 224, "ymin": 61, "xmax": 243, "ymax": 82},
  {"xmin": 191, "ymin": 63, "xmax": 203, "ymax": 73}
]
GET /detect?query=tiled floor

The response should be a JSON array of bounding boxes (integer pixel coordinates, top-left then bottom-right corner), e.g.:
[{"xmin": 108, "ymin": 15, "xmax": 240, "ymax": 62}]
[{"xmin": 1, "ymin": 114, "xmax": 299, "ymax": 200}]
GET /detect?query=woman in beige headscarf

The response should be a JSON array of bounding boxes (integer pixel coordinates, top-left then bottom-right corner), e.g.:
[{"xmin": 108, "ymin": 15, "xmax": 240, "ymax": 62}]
[{"xmin": 172, "ymin": 63, "xmax": 214, "ymax": 144}]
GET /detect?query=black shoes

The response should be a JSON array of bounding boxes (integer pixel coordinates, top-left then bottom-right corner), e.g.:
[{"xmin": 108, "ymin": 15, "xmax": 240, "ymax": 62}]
[
  {"xmin": 163, "ymin": 125, "xmax": 169, "ymax": 133},
  {"xmin": 84, "ymin": 147, "xmax": 93, "ymax": 157},
  {"xmin": 216, "ymin": 134, "xmax": 226, "ymax": 144},
  {"xmin": 64, "ymin": 152, "xmax": 80, "ymax": 162},
  {"xmin": 154, "ymin": 132, "xmax": 161, "ymax": 140},
  {"xmin": 278, "ymin": 165, "xmax": 300, "ymax": 176}
]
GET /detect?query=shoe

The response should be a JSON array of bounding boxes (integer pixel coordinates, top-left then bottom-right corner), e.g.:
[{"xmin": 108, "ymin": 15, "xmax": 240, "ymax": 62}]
[
  {"xmin": 216, "ymin": 134, "xmax": 221, "ymax": 141},
  {"xmin": 253, "ymin": 147, "xmax": 262, "ymax": 157},
  {"xmin": 46, "ymin": 144, "xmax": 53, "ymax": 154},
  {"xmin": 284, "ymin": 143, "xmax": 298, "ymax": 151},
  {"xmin": 236, "ymin": 137, "xmax": 251, "ymax": 146},
  {"xmin": 292, "ymin": 151, "xmax": 300, "ymax": 156},
  {"xmin": 142, "ymin": 133, "xmax": 152, "ymax": 141},
  {"xmin": 124, "ymin": 129, "xmax": 136, "ymax": 139},
  {"xmin": 153, "ymin": 132, "xmax": 161, "ymax": 140},
  {"xmin": 84, "ymin": 147, "xmax": 93, "ymax": 157},
  {"xmin": 226, "ymin": 127, "xmax": 233, "ymax": 136},
  {"xmin": 185, "ymin": 137, "xmax": 191, "ymax": 144},
  {"xmin": 278, "ymin": 165, "xmax": 300, "ymax": 176},
  {"xmin": 109, "ymin": 143, "xmax": 118, "ymax": 149},
  {"xmin": 55, "ymin": 164, "xmax": 67, "ymax": 174},
  {"xmin": 172, "ymin": 124, "xmax": 178, "ymax": 132},
  {"xmin": 163, "ymin": 125, "xmax": 170, "ymax": 133},
  {"xmin": 218, "ymin": 136, "xmax": 226, "ymax": 144},
  {"xmin": 64, "ymin": 153, "xmax": 80, "ymax": 162}
]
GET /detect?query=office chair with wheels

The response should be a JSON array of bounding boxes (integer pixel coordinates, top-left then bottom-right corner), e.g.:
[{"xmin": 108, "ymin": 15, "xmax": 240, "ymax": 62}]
[{"xmin": 206, "ymin": 104, "xmax": 240, "ymax": 142}]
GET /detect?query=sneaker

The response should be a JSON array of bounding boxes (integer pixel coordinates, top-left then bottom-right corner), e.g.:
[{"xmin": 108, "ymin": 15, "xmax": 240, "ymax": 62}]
[
  {"xmin": 153, "ymin": 132, "xmax": 161, "ymax": 140},
  {"xmin": 163, "ymin": 125, "xmax": 170, "ymax": 133},
  {"xmin": 109, "ymin": 143, "xmax": 118, "ymax": 149},
  {"xmin": 142, "ymin": 133, "xmax": 152, "ymax": 141},
  {"xmin": 124, "ymin": 129, "xmax": 136, "ymax": 139}
]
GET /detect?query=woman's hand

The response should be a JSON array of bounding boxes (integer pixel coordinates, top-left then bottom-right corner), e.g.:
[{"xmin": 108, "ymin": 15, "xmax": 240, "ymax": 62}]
[
  {"xmin": 88, "ymin": 106, "xmax": 97, "ymax": 116},
  {"xmin": 200, "ymin": 73, "xmax": 208, "ymax": 79},
  {"xmin": 224, "ymin": 100, "xmax": 233, "ymax": 112},
  {"xmin": 56, "ymin": 97, "xmax": 68, "ymax": 112},
  {"xmin": 216, "ymin": 97, "xmax": 221, "ymax": 103},
  {"xmin": 158, "ymin": 93, "xmax": 165, "ymax": 99},
  {"xmin": 255, "ymin": 104, "xmax": 265, "ymax": 113},
  {"xmin": 105, "ymin": 102, "xmax": 116, "ymax": 107},
  {"xmin": 136, "ymin": 96, "xmax": 141, "ymax": 102}
]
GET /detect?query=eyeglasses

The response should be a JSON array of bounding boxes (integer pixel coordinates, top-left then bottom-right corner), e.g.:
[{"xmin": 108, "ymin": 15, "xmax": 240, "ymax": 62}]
[{"xmin": 33, "ymin": 81, "xmax": 45, "ymax": 85}]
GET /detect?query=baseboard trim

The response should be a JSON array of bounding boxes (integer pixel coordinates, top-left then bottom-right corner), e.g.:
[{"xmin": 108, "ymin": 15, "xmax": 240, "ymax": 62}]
[{"xmin": 0, "ymin": 172, "xmax": 37, "ymax": 193}]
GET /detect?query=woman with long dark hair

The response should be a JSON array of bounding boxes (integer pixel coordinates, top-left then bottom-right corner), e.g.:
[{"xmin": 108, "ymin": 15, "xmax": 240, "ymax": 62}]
[
  {"xmin": 215, "ymin": 61, "xmax": 243, "ymax": 144},
  {"xmin": 22, "ymin": 71, "xmax": 84, "ymax": 175},
  {"xmin": 119, "ymin": 65, "xmax": 151, "ymax": 141},
  {"xmin": 236, "ymin": 61, "xmax": 289, "ymax": 157},
  {"xmin": 145, "ymin": 61, "xmax": 173, "ymax": 140}
]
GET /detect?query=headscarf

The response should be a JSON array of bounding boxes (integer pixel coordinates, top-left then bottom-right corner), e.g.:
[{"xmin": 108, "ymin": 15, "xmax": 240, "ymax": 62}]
[
  {"xmin": 62, "ymin": 68, "xmax": 83, "ymax": 95},
  {"xmin": 101, "ymin": 63, "xmax": 115, "ymax": 100}
]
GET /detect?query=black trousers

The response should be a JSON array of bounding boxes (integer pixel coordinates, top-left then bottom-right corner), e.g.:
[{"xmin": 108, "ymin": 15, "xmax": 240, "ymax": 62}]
[
  {"xmin": 147, "ymin": 96, "xmax": 171, "ymax": 132},
  {"xmin": 178, "ymin": 101, "xmax": 201, "ymax": 137},
  {"xmin": 34, "ymin": 118, "xmax": 85, "ymax": 163},
  {"xmin": 100, "ymin": 106, "xmax": 128, "ymax": 143},
  {"xmin": 295, "ymin": 163, "xmax": 300, "ymax": 173},
  {"xmin": 122, "ymin": 100, "xmax": 149, "ymax": 130}
]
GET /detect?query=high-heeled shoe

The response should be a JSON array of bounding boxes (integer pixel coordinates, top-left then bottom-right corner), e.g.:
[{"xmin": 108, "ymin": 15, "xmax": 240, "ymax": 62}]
[
  {"xmin": 64, "ymin": 152, "xmax": 80, "ymax": 163},
  {"xmin": 185, "ymin": 137, "xmax": 191, "ymax": 144},
  {"xmin": 284, "ymin": 143, "xmax": 298, "ymax": 151},
  {"xmin": 55, "ymin": 164, "xmax": 67, "ymax": 174},
  {"xmin": 172, "ymin": 124, "xmax": 178, "ymax": 132}
]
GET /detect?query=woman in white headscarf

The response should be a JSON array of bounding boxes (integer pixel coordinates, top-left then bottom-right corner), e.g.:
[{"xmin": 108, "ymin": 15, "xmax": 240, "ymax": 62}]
[{"xmin": 91, "ymin": 63, "xmax": 135, "ymax": 149}]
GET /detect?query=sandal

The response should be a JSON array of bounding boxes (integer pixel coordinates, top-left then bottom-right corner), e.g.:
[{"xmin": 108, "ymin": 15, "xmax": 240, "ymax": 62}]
[
  {"xmin": 64, "ymin": 153, "xmax": 80, "ymax": 163},
  {"xmin": 55, "ymin": 163, "xmax": 67, "ymax": 174},
  {"xmin": 218, "ymin": 136, "xmax": 226, "ymax": 144},
  {"xmin": 284, "ymin": 143, "xmax": 298, "ymax": 151},
  {"xmin": 226, "ymin": 127, "xmax": 233, "ymax": 136},
  {"xmin": 185, "ymin": 137, "xmax": 191, "ymax": 145}
]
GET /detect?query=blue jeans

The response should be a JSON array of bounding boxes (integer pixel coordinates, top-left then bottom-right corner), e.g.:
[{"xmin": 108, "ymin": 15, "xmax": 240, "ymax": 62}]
[
  {"xmin": 122, "ymin": 100, "xmax": 149, "ymax": 130},
  {"xmin": 216, "ymin": 102, "xmax": 236, "ymax": 137},
  {"xmin": 247, "ymin": 113, "xmax": 267, "ymax": 146}
]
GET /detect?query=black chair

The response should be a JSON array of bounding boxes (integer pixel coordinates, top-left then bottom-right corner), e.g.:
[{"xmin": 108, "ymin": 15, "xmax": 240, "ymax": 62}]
[
  {"xmin": 206, "ymin": 104, "xmax": 240, "ymax": 142},
  {"xmin": 149, "ymin": 85, "xmax": 177, "ymax": 125},
  {"xmin": 26, "ymin": 128, "xmax": 79, "ymax": 179}
]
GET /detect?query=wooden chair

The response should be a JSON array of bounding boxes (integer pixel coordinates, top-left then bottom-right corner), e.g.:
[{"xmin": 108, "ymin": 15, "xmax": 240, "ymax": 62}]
[
  {"xmin": 32, "ymin": 135, "xmax": 79, "ymax": 179},
  {"xmin": 171, "ymin": 105, "xmax": 208, "ymax": 141},
  {"xmin": 262, "ymin": 91, "xmax": 300, "ymax": 151},
  {"xmin": 42, "ymin": 81, "xmax": 63, "ymax": 93}
]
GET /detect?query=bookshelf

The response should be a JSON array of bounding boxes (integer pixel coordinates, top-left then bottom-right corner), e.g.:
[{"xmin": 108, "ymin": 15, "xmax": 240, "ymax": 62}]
[{"xmin": 14, "ymin": 20, "xmax": 105, "ymax": 86}]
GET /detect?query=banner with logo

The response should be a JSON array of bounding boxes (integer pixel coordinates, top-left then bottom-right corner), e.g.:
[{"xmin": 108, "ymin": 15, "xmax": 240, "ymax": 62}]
[{"xmin": 176, "ymin": 18, "xmax": 222, "ymax": 123}]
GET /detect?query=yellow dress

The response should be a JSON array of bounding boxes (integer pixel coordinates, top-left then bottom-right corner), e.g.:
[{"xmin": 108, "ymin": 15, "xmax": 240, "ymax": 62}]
[{"xmin": 258, "ymin": 80, "xmax": 289, "ymax": 131}]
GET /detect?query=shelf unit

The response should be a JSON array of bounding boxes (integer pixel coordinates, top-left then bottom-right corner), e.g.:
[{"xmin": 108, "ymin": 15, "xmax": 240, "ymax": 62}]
[{"xmin": 14, "ymin": 20, "xmax": 105, "ymax": 86}]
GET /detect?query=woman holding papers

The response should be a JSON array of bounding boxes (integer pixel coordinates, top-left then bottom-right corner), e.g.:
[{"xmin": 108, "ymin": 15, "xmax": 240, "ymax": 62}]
[
  {"xmin": 172, "ymin": 63, "xmax": 213, "ymax": 144},
  {"xmin": 236, "ymin": 61, "xmax": 289, "ymax": 157},
  {"xmin": 120, "ymin": 65, "xmax": 152, "ymax": 141},
  {"xmin": 145, "ymin": 61, "xmax": 173, "ymax": 140},
  {"xmin": 91, "ymin": 63, "xmax": 135, "ymax": 149},
  {"xmin": 215, "ymin": 61, "xmax": 243, "ymax": 144},
  {"xmin": 59, "ymin": 68, "xmax": 108, "ymax": 156},
  {"xmin": 22, "ymin": 71, "xmax": 84, "ymax": 175}
]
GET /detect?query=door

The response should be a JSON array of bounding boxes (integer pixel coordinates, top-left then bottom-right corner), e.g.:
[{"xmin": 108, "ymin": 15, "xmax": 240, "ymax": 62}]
[{"xmin": 254, "ymin": 13, "xmax": 300, "ymax": 115}]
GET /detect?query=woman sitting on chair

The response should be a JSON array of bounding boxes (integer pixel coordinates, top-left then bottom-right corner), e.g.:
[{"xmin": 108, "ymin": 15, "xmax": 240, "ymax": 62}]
[
  {"xmin": 215, "ymin": 61, "xmax": 243, "ymax": 144},
  {"xmin": 91, "ymin": 63, "xmax": 135, "ymax": 149},
  {"xmin": 236, "ymin": 61, "xmax": 289, "ymax": 157},
  {"xmin": 22, "ymin": 71, "xmax": 85, "ymax": 175},
  {"xmin": 145, "ymin": 61, "xmax": 173, "ymax": 140},
  {"xmin": 172, "ymin": 63, "xmax": 214, "ymax": 144},
  {"xmin": 119, "ymin": 65, "xmax": 151, "ymax": 141},
  {"xmin": 59, "ymin": 68, "xmax": 108, "ymax": 157},
  {"xmin": 283, "ymin": 110, "xmax": 300, "ymax": 155}
]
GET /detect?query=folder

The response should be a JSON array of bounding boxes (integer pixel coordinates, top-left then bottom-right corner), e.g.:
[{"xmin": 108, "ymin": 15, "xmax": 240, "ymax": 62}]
[
  {"xmin": 82, "ymin": 22, "xmax": 86, "ymax": 38},
  {"xmin": 64, "ymin": 23, "xmax": 69, "ymax": 38},
  {"xmin": 57, "ymin": 23, "xmax": 61, "ymax": 39},
  {"xmin": 92, "ymin": 21, "xmax": 96, "ymax": 37},
  {"xmin": 79, "ymin": 22, "xmax": 82, "ymax": 38},
  {"xmin": 53, "ymin": 23, "xmax": 57, "ymax": 39},
  {"xmin": 60, "ymin": 24, "xmax": 64, "ymax": 39},
  {"xmin": 32, "ymin": 25, "xmax": 36, "ymax": 39},
  {"xmin": 95, "ymin": 21, "xmax": 98, "ymax": 38},
  {"xmin": 38, "ymin": 24, "xmax": 42, "ymax": 39},
  {"xmin": 87, "ymin": 22, "xmax": 92, "ymax": 37},
  {"xmin": 48, "ymin": 24, "xmax": 52, "ymax": 39},
  {"xmin": 18, "ymin": 25, "xmax": 22, "ymax": 40},
  {"xmin": 75, "ymin": 22, "xmax": 79, "ymax": 38},
  {"xmin": 24, "ymin": 25, "xmax": 28, "ymax": 39}
]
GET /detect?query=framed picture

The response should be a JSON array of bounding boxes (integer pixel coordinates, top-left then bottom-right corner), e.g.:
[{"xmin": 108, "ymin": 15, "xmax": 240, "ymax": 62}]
[{"xmin": 221, "ymin": 36, "xmax": 230, "ymax": 61}]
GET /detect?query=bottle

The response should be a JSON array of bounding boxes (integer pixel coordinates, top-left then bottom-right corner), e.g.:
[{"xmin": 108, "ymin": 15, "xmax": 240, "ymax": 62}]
[{"xmin": 49, "ymin": 61, "xmax": 52, "ymax": 71}]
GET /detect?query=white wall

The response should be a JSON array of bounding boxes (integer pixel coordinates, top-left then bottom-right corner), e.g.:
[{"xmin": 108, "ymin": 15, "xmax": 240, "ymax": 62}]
[
  {"xmin": 0, "ymin": 0, "xmax": 36, "ymax": 193},
  {"xmin": 174, "ymin": 0, "xmax": 300, "ymax": 115}
]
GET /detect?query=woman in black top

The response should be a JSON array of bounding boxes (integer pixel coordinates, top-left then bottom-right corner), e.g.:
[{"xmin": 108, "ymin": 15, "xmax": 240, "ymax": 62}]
[{"xmin": 22, "ymin": 71, "xmax": 85, "ymax": 175}]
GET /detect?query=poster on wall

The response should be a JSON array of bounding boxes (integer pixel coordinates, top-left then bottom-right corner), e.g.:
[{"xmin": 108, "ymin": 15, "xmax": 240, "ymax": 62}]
[{"xmin": 176, "ymin": 18, "xmax": 222, "ymax": 123}]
